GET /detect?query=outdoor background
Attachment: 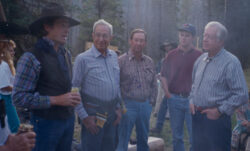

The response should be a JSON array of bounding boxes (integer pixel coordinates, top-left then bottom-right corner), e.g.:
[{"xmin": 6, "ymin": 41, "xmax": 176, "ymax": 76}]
[
  {"xmin": 2, "ymin": 0, "xmax": 250, "ymax": 69},
  {"xmin": 1, "ymin": 0, "xmax": 250, "ymax": 151}
]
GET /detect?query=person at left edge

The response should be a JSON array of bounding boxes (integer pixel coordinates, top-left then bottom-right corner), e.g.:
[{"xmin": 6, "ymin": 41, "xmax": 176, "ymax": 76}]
[{"xmin": 12, "ymin": 3, "xmax": 81, "ymax": 151}]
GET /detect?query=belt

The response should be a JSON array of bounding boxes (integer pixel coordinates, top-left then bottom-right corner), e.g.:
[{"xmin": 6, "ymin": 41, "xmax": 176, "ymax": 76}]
[
  {"xmin": 82, "ymin": 93, "xmax": 119, "ymax": 107},
  {"xmin": 194, "ymin": 106, "xmax": 205, "ymax": 112},
  {"xmin": 124, "ymin": 97, "xmax": 147, "ymax": 103},
  {"xmin": 172, "ymin": 92, "xmax": 189, "ymax": 98}
]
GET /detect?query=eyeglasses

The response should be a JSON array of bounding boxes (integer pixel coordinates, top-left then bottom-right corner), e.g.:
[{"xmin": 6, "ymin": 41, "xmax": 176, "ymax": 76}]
[{"xmin": 94, "ymin": 33, "xmax": 110, "ymax": 40}]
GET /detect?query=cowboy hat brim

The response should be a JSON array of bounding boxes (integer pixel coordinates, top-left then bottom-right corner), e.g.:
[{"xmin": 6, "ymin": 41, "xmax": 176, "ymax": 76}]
[
  {"xmin": 29, "ymin": 15, "xmax": 80, "ymax": 35},
  {"xmin": 0, "ymin": 21, "xmax": 29, "ymax": 36}
]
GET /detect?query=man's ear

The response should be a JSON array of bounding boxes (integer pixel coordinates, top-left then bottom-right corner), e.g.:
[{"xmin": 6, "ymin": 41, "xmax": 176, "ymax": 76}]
[{"xmin": 44, "ymin": 24, "xmax": 51, "ymax": 33}]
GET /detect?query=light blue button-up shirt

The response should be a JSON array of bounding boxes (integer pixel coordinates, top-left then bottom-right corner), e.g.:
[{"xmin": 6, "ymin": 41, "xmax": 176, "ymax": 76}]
[
  {"xmin": 189, "ymin": 49, "xmax": 248, "ymax": 116},
  {"xmin": 72, "ymin": 45, "xmax": 120, "ymax": 119}
]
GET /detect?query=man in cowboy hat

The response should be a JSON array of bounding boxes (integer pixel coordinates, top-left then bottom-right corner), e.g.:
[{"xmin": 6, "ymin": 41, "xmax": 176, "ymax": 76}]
[{"xmin": 12, "ymin": 3, "xmax": 81, "ymax": 151}]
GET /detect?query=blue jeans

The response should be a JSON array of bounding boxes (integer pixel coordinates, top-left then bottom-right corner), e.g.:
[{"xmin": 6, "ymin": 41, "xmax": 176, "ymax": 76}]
[
  {"xmin": 155, "ymin": 96, "xmax": 168, "ymax": 130},
  {"xmin": 192, "ymin": 111, "xmax": 231, "ymax": 151},
  {"xmin": 168, "ymin": 94, "xmax": 192, "ymax": 151},
  {"xmin": 30, "ymin": 114, "xmax": 75, "ymax": 151},
  {"xmin": 116, "ymin": 99, "xmax": 152, "ymax": 151},
  {"xmin": 81, "ymin": 109, "xmax": 116, "ymax": 151}
]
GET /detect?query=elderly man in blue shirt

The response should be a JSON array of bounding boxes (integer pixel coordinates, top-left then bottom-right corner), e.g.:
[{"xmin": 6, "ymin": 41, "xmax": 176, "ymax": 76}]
[
  {"xmin": 189, "ymin": 21, "xmax": 248, "ymax": 151},
  {"xmin": 72, "ymin": 19, "xmax": 122, "ymax": 151}
]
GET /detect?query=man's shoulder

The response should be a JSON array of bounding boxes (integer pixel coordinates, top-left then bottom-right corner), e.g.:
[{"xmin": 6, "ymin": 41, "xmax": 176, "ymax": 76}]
[
  {"xmin": 108, "ymin": 49, "xmax": 118, "ymax": 56},
  {"xmin": 192, "ymin": 48, "xmax": 203, "ymax": 55},
  {"xmin": 118, "ymin": 52, "xmax": 128, "ymax": 61},
  {"xmin": 168, "ymin": 48, "xmax": 179, "ymax": 56},
  {"xmin": 142, "ymin": 54, "xmax": 154, "ymax": 63},
  {"xmin": 75, "ymin": 49, "xmax": 93, "ymax": 60},
  {"xmin": 19, "ymin": 52, "xmax": 39, "ymax": 63},
  {"xmin": 222, "ymin": 49, "xmax": 239, "ymax": 62},
  {"xmin": 195, "ymin": 53, "xmax": 208, "ymax": 63}
]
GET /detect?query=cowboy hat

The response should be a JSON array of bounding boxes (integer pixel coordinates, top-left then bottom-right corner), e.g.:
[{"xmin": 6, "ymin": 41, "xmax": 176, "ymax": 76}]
[
  {"xmin": 0, "ymin": 21, "xmax": 28, "ymax": 36},
  {"xmin": 29, "ymin": 2, "xmax": 80, "ymax": 35}
]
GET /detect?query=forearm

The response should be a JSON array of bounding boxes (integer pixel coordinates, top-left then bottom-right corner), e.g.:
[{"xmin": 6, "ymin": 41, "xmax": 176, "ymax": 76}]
[
  {"xmin": 218, "ymin": 94, "xmax": 248, "ymax": 116},
  {"xmin": 75, "ymin": 102, "xmax": 88, "ymax": 121},
  {"xmin": 161, "ymin": 77, "xmax": 171, "ymax": 97},
  {"xmin": 12, "ymin": 90, "xmax": 50, "ymax": 109}
]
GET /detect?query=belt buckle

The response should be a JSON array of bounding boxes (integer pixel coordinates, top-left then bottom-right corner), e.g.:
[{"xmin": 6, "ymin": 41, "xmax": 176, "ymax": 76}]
[{"xmin": 195, "ymin": 106, "xmax": 204, "ymax": 112}]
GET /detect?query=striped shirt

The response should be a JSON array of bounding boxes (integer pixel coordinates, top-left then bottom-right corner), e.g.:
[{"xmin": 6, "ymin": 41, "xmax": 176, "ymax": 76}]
[
  {"xmin": 73, "ymin": 45, "xmax": 120, "ymax": 120},
  {"xmin": 119, "ymin": 51, "xmax": 157, "ymax": 103},
  {"xmin": 189, "ymin": 49, "xmax": 248, "ymax": 115}
]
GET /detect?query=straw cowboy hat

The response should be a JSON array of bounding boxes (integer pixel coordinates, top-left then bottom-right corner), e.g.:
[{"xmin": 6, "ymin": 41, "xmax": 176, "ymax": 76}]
[{"xmin": 29, "ymin": 2, "xmax": 80, "ymax": 35}]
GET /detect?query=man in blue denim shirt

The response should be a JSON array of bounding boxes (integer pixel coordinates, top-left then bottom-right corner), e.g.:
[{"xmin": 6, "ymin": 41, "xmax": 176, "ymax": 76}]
[{"xmin": 73, "ymin": 19, "xmax": 122, "ymax": 151}]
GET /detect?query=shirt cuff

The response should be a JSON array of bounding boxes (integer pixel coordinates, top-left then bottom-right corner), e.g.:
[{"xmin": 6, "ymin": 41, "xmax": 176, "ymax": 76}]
[
  {"xmin": 218, "ymin": 105, "xmax": 232, "ymax": 116},
  {"xmin": 75, "ymin": 103, "xmax": 88, "ymax": 121}
]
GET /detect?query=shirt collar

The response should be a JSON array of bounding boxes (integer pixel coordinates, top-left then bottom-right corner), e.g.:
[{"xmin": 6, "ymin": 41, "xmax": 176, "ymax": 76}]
[
  {"xmin": 203, "ymin": 48, "xmax": 225, "ymax": 62},
  {"xmin": 42, "ymin": 37, "xmax": 65, "ymax": 54},
  {"xmin": 177, "ymin": 47, "xmax": 194, "ymax": 54},
  {"xmin": 128, "ymin": 50, "xmax": 146, "ymax": 61},
  {"xmin": 91, "ymin": 45, "xmax": 112, "ymax": 58}
]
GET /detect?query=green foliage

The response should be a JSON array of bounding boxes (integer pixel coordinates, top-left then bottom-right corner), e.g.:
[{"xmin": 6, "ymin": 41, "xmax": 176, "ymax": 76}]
[
  {"xmin": 79, "ymin": 0, "xmax": 125, "ymax": 50},
  {"xmin": 2, "ymin": 0, "xmax": 34, "ymax": 27}
]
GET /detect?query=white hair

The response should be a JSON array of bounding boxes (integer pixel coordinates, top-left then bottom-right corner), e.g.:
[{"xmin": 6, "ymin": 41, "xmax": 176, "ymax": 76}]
[
  {"xmin": 93, "ymin": 19, "xmax": 113, "ymax": 35},
  {"xmin": 205, "ymin": 21, "xmax": 228, "ymax": 41}
]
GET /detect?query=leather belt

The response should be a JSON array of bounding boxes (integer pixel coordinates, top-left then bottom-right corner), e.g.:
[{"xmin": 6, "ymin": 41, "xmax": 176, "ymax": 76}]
[{"xmin": 194, "ymin": 106, "xmax": 205, "ymax": 112}]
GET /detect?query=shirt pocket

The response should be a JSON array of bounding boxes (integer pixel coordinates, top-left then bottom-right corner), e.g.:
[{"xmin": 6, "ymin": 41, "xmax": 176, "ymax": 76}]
[
  {"xmin": 113, "ymin": 66, "xmax": 120, "ymax": 83},
  {"xmin": 88, "ymin": 64, "xmax": 107, "ymax": 81},
  {"xmin": 143, "ymin": 66, "xmax": 154, "ymax": 83}
]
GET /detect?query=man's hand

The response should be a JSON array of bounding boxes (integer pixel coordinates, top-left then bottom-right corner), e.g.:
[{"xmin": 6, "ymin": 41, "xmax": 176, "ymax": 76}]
[
  {"xmin": 113, "ymin": 109, "xmax": 122, "ymax": 126},
  {"xmin": 201, "ymin": 107, "xmax": 221, "ymax": 120},
  {"xmin": 50, "ymin": 92, "xmax": 81, "ymax": 107},
  {"xmin": 83, "ymin": 116, "xmax": 99, "ymax": 135},
  {"xmin": 241, "ymin": 120, "xmax": 248, "ymax": 127},
  {"xmin": 189, "ymin": 103, "xmax": 195, "ymax": 115},
  {"xmin": 6, "ymin": 132, "xmax": 36, "ymax": 151},
  {"xmin": 165, "ymin": 92, "xmax": 171, "ymax": 99}
]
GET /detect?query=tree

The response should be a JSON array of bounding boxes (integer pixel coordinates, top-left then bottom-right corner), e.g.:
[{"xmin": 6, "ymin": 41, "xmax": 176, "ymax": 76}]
[{"xmin": 79, "ymin": 0, "xmax": 125, "ymax": 51}]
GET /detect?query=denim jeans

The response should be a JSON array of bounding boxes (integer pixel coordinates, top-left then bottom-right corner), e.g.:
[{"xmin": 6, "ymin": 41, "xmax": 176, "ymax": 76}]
[
  {"xmin": 168, "ymin": 94, "xmax": 192, "ymax": 151},
  {"xmin": 155, "ymin": 96, "xmax": 168, "ymax": 130},
  {"xmin": 81, "ymin": 109, "xmax": 116, "ymax": 151},
  {"xmin": 30, "ymin": 114, "xmax": 75, "ymax": 151},
  {"xmin": 192, "ymin": 111, "xmax": 231, "ymax": 151},
  {"xmin": 116, "ymin": 99, "xmax": 152, "ymax": 151}
]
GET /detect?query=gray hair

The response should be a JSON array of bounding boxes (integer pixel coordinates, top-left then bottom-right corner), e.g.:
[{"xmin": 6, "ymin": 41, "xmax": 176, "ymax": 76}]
[
  {"xmin": 205, "ymin": 21, "xmax": 228, "ymax": 41},
  {"xmin": 93, "ymin": 19, "xmax": 113, "ymax": 35}
]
